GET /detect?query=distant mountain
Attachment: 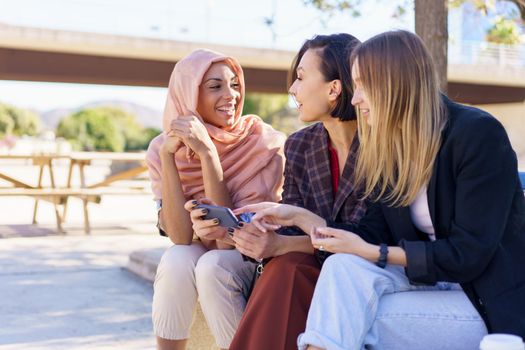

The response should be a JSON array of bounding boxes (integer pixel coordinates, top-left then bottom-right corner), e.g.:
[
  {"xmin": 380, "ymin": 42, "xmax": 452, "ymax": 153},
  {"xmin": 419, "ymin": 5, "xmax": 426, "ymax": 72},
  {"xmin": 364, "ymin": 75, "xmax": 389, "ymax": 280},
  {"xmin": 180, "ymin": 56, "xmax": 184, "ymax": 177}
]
[
  {"xmin": 39, "ymin": 108, "xmax": 73, "ymax": 130},
  {"xmin": 40, "ymin": 100, "xmax": 162, "ymax": 130}
]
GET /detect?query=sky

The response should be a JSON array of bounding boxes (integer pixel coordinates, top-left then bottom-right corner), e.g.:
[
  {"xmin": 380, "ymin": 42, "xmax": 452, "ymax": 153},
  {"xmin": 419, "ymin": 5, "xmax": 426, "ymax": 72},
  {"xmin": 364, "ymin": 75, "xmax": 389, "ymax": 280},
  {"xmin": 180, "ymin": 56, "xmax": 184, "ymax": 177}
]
[{"xmin": 0, "ymin": 0, "xmax": 413, "ymax": 112}]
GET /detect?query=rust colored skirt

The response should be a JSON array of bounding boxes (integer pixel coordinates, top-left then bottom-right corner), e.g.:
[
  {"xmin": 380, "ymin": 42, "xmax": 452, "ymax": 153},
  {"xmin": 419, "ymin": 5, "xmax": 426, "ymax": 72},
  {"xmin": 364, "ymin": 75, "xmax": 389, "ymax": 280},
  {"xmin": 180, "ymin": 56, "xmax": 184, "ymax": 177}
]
[{"xmin": 229, "ymin": 252, "xmax": 321, "ymax": 350}]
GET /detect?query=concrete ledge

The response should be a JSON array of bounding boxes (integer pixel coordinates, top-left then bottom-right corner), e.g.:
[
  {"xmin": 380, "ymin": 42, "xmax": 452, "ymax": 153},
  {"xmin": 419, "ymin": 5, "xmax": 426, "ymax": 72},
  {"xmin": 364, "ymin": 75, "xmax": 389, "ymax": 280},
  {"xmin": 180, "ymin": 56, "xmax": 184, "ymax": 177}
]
[
  {"xmin": 127, "ymin": 247, "xmax": 165, "ymax": 283},
  {"xmin": 126, "ymin": 246, "xmax": 218, "ymax": 350}
]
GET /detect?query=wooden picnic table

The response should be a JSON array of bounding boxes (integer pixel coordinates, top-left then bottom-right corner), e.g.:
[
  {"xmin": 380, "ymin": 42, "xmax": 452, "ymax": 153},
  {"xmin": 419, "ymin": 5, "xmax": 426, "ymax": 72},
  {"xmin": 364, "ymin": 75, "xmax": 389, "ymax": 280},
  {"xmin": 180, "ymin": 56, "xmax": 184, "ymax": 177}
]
[
  {"xmin": 65, "ymin": 152, "xmax": 149, "ymax": 233},
  {"xmin": 0, "ymin": 154, "xmax": 70, "ymax": 232},
  {"xmin": 0, "ymin": 152, "xmax": 150, "ymax": 234}
]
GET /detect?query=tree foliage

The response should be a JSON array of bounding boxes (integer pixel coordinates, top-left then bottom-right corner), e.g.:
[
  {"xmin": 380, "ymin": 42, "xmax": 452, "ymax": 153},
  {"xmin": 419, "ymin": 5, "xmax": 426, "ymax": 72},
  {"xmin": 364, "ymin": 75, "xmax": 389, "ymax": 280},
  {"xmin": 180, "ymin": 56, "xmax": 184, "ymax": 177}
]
[
  {"xmin": 302, "ymin": 0, "xmax": 361, "ymax": 16},
  {"xmin": 304, "ymin": 0, "xmax": 525, "ymax": 22},
  {"xmin": 57, "ymin": 108, "xmax": 124, "ymax": 151},
  {"xmin": 486, "ymin": 15, "xmax": 523, "ymax": 43},
  {"xmin": 451, "ymin": 0, "xmax": 525, "ymax": 20},
  {"xmin": 243, "ymin": 93, "xmax": 289, "ymax": 121},
  {"xmin": 243, "ymin": 93, "xmax": 303, "ymax": 135},
  {"xmin": 0, "ymin": 102, "xmax": 41, "ymax": 137},
  {"xmin": 56, "ymin": 107, "xmax": 160, "ymax": 152},
  {"xmin": 103, "ymin": 107, "xmax": 148, "ymax": 151},
  {"xmin": 0, "ymin": 113, "xmax": 14, "ymax": 137}
]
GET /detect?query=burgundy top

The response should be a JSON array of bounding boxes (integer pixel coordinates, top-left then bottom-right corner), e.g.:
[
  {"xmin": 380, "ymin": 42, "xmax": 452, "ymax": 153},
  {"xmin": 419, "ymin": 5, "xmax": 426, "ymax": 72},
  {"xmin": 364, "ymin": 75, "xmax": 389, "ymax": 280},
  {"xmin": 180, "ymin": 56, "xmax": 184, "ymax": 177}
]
[{"xmin": 328, "ymin": 144, "xmax": 339, "ymax": 196}]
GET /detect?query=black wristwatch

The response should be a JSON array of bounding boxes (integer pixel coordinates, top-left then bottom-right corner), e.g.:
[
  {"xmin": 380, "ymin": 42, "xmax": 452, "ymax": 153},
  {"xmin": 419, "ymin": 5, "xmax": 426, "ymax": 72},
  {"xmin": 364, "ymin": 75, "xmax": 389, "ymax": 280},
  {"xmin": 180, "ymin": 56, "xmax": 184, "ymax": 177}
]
[{"xmin": 376, "ymin": 243, "xmax": 389, "ymax": 268}]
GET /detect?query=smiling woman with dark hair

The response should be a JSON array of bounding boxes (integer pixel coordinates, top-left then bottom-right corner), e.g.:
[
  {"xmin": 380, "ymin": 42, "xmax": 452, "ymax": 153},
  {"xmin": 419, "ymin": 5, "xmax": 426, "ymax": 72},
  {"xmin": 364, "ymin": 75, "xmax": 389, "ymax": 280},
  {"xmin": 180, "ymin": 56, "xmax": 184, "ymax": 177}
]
[{"xmin": 228, "ymin": 33, "xmax": 366, "ymax": 350}]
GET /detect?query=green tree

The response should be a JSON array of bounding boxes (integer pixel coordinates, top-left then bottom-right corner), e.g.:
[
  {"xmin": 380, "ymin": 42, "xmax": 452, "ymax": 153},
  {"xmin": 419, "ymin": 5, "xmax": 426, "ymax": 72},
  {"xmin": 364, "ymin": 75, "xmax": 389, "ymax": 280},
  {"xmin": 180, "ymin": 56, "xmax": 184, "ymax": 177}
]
[
  {"xmin": 0, "ymin": 113, "xmax": 14, "ymax": 137},
  {"xmin": 57, "ymin": 108, "xmax": 125, "ymax": 152},
  {"xmin": 0, "ymin": 102, "xmax": 41, "ymax": 136},
  {"xmin": 109, "ymin": 108, "xmax": 161, "ymax": 151},
  {"xmin": 140, "ymin": 127, "xmax": 162, "ymax": 150},
  {"xmin": 56, "ymin": 106, "xmax": 161, "ymax": 152},
  {"xmin": 486, "ymin": 15, "xmax": 523, "ymax": 44},
  {"xmin": 94, "ymin": 107, "xmax": 144, "ymax": 150},
  {"xmin": 243, "ymin": 93, "xmax": 303, "ymax": 135},
  {"xmin": 243, "ymin": 93, "xmax": 289, "ymax": 123}
]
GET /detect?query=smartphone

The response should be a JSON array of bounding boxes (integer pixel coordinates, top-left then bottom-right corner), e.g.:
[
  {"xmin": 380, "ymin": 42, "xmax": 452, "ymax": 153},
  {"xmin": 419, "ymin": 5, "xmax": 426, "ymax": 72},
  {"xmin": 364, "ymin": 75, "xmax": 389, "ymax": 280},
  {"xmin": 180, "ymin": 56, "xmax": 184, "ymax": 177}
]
[{"xmin": 196, "ymin": 204, "xmax": 239, "ymax": 227}]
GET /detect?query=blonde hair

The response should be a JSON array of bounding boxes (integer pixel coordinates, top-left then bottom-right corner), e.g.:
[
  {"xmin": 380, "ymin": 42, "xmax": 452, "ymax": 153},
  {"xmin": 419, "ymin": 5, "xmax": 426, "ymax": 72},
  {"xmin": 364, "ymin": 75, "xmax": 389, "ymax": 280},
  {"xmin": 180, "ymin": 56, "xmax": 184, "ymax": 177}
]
[{"xmin": 352, "ymin": 30, "xmax": 447, "ymax": 207}]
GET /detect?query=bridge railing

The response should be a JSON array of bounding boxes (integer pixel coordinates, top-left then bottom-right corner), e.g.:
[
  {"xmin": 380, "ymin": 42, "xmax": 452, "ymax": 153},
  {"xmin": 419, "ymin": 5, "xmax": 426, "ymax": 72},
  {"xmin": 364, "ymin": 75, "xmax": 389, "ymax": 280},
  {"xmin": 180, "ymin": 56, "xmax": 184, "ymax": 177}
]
[{"xmin": 449, "ymin": 40, "xmax": 525, "ymax": 68}]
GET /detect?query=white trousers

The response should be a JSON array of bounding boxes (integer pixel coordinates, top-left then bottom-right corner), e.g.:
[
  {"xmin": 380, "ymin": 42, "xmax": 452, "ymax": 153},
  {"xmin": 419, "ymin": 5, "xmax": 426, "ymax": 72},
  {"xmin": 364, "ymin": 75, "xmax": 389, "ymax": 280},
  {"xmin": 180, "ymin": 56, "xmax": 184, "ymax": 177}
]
[{"xmin": 152, "ymin": 242, "xmax": 255, "ymax": 349}]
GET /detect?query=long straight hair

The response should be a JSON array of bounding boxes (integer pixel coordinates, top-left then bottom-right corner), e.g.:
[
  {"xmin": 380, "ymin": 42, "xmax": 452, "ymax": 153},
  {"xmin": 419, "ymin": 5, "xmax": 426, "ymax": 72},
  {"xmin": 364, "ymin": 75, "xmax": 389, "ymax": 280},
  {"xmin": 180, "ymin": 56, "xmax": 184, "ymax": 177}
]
[{"xmin": 352, "ymin": 30, "xmax": 447, "ymax": 207}]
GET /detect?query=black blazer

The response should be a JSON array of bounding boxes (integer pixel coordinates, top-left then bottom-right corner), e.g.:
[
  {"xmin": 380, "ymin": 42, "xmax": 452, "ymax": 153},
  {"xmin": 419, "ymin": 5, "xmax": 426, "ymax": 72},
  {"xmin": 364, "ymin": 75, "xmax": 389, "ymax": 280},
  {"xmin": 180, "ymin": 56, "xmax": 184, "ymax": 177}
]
[{"xmin": 331, "ymin": 96, "xmax": 525, "ymax": 337}]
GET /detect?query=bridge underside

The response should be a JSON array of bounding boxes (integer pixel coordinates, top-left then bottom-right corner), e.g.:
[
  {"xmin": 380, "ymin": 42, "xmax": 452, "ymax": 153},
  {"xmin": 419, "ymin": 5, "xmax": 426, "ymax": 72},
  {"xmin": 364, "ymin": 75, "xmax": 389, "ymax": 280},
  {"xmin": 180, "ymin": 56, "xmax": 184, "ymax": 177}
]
[{"xmin": 1, "ymin": 47, "xmax": 524, "ymax": 105}]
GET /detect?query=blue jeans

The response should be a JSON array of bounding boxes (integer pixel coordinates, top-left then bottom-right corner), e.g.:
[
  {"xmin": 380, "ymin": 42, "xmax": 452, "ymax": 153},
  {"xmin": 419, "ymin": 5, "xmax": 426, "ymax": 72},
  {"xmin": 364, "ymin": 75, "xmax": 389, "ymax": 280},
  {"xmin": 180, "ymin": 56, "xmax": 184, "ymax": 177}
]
[{"xmin": 298, "ymin": 254, "xmax": 487, "ymax": 350}]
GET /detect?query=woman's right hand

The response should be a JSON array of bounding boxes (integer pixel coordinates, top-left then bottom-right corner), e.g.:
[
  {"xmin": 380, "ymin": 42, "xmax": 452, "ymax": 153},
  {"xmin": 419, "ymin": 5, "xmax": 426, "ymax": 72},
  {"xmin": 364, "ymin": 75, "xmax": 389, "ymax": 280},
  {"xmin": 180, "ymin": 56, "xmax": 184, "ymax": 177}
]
[
  {"xmin": 160, "ymin": 130, "xmax": 184, "ymax": 155},
  {"xmin": 170, "ymin": 116, "xmax": 216, "ymax": 157},
  {"xmin": 234, "ymin": 202, "xmax": 307, "ymax": 232}
]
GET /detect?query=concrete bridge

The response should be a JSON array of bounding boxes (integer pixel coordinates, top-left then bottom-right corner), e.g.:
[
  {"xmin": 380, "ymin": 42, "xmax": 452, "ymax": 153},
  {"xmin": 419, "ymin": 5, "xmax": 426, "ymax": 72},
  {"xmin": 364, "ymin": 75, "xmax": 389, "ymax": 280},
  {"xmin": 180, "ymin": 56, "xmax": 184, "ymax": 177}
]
[{"xmin": 1, "ymin": 23, "xmax": 525, "ymax": 105}]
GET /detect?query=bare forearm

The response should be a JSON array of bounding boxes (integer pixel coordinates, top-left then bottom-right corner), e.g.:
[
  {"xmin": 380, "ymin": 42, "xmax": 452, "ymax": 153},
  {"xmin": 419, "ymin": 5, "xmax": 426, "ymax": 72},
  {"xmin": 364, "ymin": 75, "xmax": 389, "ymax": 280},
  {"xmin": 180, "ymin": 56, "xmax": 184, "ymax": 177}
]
[
  {"xmin": 294, "ymin": 209, "xmax": 327, "ymax": 235},
  {"xmin": 160, "ymin": 152, "xmax": 193, "ymax": 245},
  {"xmin": 198, "ymin": 150, "xmax": 233, "ymax": 249},
  {"xmin": 200, "ymin": 150, "xmax": 233, "ymax": 208},
  {"xmin": 274, "ymin": 235, "xmax": 314, "ymax": 256}
]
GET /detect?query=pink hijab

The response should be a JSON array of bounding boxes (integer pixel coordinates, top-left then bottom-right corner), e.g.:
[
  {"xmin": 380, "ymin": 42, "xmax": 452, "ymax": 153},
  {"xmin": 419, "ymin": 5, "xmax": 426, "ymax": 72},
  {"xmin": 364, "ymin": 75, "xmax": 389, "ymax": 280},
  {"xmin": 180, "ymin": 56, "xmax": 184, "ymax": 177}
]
[{"xmin": 146, "ymin": 49, "xmax": 285, "ymax": 208}]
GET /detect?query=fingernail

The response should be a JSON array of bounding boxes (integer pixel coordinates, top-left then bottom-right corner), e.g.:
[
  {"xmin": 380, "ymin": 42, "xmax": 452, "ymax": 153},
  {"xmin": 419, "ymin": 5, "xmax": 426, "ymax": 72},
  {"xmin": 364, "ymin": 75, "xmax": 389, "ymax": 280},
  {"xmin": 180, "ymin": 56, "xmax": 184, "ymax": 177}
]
[
  {"xmin": 191, "ymin": 200, "xmax": 198, "ymax": 206},
  {"xmin": 227, "ymin": 227, "xmax": 234, "ymax": 236},
  {"xmin": 213, "ymin": 218, "xmax": 219, "ymax": 224},
  {"xmin": 238, "ymin": 222, "xmax": 245, "ymax": 228},
  {"xmin": 201, "ymin": 209, "xmax": 208, "ymax": 214}
]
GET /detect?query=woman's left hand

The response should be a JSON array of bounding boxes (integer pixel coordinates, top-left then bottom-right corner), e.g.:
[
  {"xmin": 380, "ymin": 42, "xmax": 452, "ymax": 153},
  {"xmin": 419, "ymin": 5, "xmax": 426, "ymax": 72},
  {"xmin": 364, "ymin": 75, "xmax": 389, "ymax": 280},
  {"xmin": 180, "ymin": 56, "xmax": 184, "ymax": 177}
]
[
  {"xmin": 234, "ymin": 202, "xmax": 313, "ymax": 233},
  {"xmin": 184, "ymin": 198, "xmax": 227, "ymax": 242},
  {"xmin": 231, "ymin": 223, "xmax": 281, "ymax": 260},
  {"xmin": 170, "ymin": 116, "xmax": 216, "ymax": 157},
  {"xmin": 310, "ymin": 227, "xmax": 370, "ymax": 255}
]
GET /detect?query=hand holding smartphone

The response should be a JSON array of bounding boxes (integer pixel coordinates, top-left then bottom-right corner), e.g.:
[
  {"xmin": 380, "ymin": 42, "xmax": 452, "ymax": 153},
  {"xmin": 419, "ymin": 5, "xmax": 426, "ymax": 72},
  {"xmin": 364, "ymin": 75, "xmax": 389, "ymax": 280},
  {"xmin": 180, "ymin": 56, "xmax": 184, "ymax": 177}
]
[{"xmin": 196, "ymin": 204, "xmax": 255, "ymax": 228}]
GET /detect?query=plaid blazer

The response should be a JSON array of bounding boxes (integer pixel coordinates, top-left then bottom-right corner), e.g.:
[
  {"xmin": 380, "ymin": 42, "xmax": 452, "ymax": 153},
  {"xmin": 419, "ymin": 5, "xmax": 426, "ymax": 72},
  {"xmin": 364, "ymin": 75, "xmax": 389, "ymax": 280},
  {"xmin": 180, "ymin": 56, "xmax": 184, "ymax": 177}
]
[{"xmin": 281, "ymin": 122, "xmax": 367, "ymax": 232}]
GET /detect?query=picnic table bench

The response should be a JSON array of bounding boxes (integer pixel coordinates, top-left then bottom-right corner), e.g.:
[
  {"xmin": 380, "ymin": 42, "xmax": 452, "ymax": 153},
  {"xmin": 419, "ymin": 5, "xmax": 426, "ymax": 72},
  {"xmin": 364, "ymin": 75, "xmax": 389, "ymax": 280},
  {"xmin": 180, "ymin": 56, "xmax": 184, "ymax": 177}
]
[{"xmin": 0, "ymin": 152, "xmax": 151, "ymax": 234}]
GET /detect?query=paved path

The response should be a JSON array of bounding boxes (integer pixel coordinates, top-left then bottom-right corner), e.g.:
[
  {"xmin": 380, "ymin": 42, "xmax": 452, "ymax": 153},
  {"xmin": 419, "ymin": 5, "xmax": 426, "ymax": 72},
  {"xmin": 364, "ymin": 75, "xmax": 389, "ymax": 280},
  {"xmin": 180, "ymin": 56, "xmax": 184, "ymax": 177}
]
[
  {"xmin": 0, "ymin": 234, "xmax": 171, "ymax": 350},
  {"xmin": 0, "ymin": 165, "xmax": 220, "ymax": 349}
]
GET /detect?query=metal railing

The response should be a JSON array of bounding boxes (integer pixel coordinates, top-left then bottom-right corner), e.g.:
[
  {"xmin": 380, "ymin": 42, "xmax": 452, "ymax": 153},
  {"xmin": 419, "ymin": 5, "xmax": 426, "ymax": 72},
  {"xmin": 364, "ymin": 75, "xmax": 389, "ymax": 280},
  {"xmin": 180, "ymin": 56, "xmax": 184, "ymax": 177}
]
[{"xmin": 449, "ymin": 40, "xmax": 525, "ymax": 68}]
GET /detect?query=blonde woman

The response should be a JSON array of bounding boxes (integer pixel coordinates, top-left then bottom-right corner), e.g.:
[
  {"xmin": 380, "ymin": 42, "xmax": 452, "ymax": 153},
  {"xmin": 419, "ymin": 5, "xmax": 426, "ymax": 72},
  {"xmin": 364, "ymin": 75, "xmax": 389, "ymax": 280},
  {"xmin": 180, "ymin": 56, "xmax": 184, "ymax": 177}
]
[{"xmin": 240, "ymin": 30, "xmax": 525, "ymax": 349}]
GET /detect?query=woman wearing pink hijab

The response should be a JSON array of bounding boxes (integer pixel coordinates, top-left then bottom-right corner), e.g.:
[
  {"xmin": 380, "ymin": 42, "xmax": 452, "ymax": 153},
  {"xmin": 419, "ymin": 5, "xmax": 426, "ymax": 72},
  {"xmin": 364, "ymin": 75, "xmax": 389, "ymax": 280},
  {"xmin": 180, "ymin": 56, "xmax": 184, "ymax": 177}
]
[{"xmin": 146, "ymin": 49, "xmax": 285, "ymax": 350}]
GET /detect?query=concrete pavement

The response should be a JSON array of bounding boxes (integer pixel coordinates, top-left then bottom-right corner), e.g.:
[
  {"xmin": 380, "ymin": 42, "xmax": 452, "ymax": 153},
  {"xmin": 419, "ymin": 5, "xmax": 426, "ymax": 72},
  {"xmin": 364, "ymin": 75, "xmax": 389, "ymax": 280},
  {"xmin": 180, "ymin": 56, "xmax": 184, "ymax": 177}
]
[
  {"xmin": 0, "ymin": 233, "xmax": 170, "ymax": 350},
  {"xmin": 0, "ymin": 165, "xmax": 220, "ymax": 349}
]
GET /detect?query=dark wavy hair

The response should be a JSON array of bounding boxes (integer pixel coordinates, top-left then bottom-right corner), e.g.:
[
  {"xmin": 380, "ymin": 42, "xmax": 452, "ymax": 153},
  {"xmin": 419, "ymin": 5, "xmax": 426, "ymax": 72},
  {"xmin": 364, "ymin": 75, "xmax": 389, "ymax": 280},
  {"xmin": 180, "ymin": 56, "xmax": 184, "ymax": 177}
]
[{"xmin": 289, "ymin": 33, "xmax": 360, "ymax": 121}]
